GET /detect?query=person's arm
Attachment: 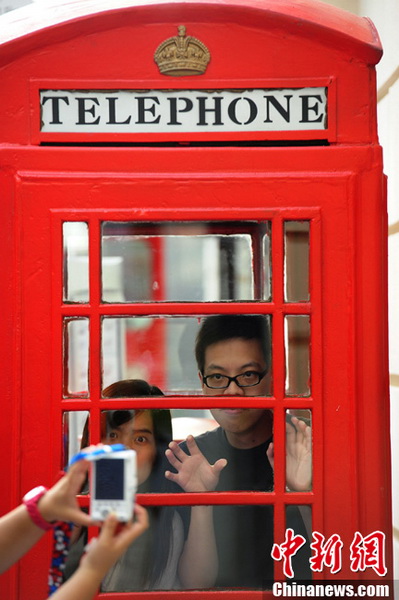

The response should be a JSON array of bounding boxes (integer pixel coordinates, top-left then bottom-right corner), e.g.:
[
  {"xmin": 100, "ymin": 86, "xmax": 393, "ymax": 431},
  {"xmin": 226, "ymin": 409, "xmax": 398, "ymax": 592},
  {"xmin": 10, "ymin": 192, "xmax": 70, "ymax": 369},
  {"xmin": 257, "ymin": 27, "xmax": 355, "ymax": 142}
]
[
  {"xmin": 267, "ymin": 416, "xmax": 312, "ymax": 491},
  {"xmin": 51, "ymin": 506, "xmax": 148, "ymax": 600},
  {"xmin": 0, "ymin": 504, "xmax": 46, "ymax": 575},
  {"xmin": 165, "ymin": 435, "xmax": 227, "ymax": 588},
  {"xmin": 177, "ymin": 504, "xmax": 218, "ymax": 589},
  {"xmin": 0, "ymin": 458, "xmax": 94, "ymax": 574}
]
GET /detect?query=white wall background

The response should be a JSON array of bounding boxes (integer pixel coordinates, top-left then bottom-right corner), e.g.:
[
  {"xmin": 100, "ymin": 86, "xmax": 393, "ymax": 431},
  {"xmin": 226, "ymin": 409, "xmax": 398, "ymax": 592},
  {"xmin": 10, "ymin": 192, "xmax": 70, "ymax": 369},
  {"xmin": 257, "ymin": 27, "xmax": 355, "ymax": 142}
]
[
  {"xmin": 0, "ymin": 0, "xmax": 30, "ymax": 14},
  {"xmin": 322, "ymin": 0, "xmax": 399, "ymax": 590}
]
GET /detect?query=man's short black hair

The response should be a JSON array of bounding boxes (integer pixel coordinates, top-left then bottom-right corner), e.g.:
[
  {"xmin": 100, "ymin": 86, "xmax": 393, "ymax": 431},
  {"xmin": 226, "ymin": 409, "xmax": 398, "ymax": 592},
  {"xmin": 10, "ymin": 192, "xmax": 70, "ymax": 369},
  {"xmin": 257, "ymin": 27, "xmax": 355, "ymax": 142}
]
[{"xmin": 195, "ymin": 314, "xmax": 271, "ymax": 374}]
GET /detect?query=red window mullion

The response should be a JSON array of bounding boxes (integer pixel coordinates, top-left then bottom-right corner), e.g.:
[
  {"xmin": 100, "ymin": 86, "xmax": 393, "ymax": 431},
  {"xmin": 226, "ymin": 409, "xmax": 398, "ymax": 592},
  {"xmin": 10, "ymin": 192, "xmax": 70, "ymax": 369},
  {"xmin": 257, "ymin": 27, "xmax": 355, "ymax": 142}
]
[
  {"xmin": 271, "ymin": 399, "xmax": 286, "ymax": 582},
  {"xmin": 271, "ymin": 215, "xmax": 284, "ymax": 308},
  {"xmin": 133, "ymin": 491, "xmax": 276, "ymax": 507},
  {"xmin": 66, "ymin": 301, "xmax": 274, "ymax": 316},
  {"xmin": 98, "ymin": 591, "xmax": 267, "ymax": 600},
  {"xmin": 89, "ymin": 217, "xmax": 102, "ymax": 309},
  {"xmin": 308, "ymin": 214, "xmax": 322, "ymax": 556},
  {"xmin": 88, "ymin": 218, "xmax": 102, "ymax": 444},
  {"xmin": 272, "ymin": 405, "xmax": 286, "ymax": 496},
  {"xmin": 95, "ymin": 395, "xmax": 275, "ymax": 410},
  {"xmin": 271, "ymin": 216, "xmax": 284, "ymax": 403},
  {"xmin": 51, "ymin": 215, "xmax": 67, "ymax": 475}
]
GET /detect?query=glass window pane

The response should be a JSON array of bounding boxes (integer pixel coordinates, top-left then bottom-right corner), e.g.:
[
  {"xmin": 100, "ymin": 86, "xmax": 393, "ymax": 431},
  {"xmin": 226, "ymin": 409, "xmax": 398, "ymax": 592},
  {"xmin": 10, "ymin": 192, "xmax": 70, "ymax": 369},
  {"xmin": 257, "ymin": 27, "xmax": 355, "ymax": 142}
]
[
  {"xmin": 63, "ymin": 222, "xmax": 89, "ymax": 302},
  {"xmin": 102, "ymin": 314, "xmax": 272, "ymax": 395},
  {"xmin": 191, "ymin": 504, "xmax": 274, "ymax": 589},
  {"xmin": 263, "ymin": 228, "xmax": 272, "ymax": 301},
  {"xmin": 63, "ymin": 317, "xmax": 89, "ymax": 397},
  {"xmin": 101, "ymin": 221, "xmax": 271, "ymax": 302},
  {"xmin": 100, "ymin": 407, "xmax": 217, "ymax": 443},
  {"xmin": 64, "ymin": 404, "xmax": 294, "ymax": 590},
  {"xmin": 99, "ymin": 407, "xmax": 219, "ymax": 486},
  {"xmin": 286, "ymin": 409, "xmax": 312, "ymax": 492},
  {"xmin": 95, "ymin": 404, "xmax": 273, "ymax": 495},
  {"xmin": 285, "ymin": 505, "xmax": 313, "ymax": 580},
  {"xmin": 102, "ymin": 316, "xmax": 126, "ymax": 388},
  {"xmin": 65, "ymin": 502, "xmax": 274, "ymax": 591},
  {"xmin": 284, "ymin": 315, "xmax": 310, "ymax": 396},
  {"xmin": 62, "ymin": 411, "xmax": 89, "ymax": 468},
  {"xmin": 171, "ymin": 408, "xmax": 218, "ymax": 440},
  {"xmin": 284, "ymin": 221, "xmax": 310, "ymax": 303}
]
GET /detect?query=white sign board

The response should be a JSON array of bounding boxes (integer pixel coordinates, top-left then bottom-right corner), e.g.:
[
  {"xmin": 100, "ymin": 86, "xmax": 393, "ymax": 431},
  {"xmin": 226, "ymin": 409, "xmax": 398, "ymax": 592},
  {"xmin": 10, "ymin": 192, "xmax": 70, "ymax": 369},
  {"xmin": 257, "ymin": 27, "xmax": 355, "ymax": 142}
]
[{"xmin": 40, "ymin": 88, "xmax": 327, "ymax": 133}]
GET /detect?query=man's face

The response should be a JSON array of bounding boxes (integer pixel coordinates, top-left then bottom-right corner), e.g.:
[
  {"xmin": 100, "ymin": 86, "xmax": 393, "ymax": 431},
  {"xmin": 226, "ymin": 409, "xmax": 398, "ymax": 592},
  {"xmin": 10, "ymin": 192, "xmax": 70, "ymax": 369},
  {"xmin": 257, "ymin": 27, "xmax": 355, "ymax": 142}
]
[{"xmin": 200, "ymin": 337, "xmax": 270, "ymax": 444}]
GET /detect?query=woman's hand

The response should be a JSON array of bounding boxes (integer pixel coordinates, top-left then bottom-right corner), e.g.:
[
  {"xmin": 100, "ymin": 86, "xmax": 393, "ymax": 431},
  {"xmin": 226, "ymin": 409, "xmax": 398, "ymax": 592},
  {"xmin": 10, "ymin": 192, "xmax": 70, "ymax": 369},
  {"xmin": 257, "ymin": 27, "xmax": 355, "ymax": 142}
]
[
  {"xmin": 82, "ymin": 505, "xmax": 149, "ymax": 575},
  {"xmin": 39, "ymin": 445, "xmax": 103, "ymax": 526},
  {"xmin": 50, "ymin": 506, "xmax": 149, "ymax": 600}
]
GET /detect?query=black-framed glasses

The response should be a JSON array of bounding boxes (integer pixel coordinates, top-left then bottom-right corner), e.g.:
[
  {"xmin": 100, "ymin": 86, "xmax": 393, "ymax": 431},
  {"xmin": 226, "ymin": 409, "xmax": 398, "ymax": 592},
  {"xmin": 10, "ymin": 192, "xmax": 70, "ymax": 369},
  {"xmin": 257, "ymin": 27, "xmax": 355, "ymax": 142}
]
[{"xmin": 203, "ymin": 370, "xmax": 267, "ymax": 390}]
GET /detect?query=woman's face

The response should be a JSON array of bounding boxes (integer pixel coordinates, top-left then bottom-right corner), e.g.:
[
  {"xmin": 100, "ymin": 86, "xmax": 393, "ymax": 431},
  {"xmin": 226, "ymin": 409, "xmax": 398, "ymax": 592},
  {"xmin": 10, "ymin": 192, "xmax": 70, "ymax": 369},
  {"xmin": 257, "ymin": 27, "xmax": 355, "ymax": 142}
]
[{"xmin": 102, "ymin": 410, "xmax": 157, "ymax": 485}]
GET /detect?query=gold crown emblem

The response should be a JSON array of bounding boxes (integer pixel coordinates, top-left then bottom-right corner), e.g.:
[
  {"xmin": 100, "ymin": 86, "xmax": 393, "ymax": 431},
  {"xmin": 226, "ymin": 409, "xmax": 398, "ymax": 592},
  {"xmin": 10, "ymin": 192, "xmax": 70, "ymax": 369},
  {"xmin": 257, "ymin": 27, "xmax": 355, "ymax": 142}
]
[{"xmin": 154, "ymin": 25, "xmax": 210, "ymax": 76}]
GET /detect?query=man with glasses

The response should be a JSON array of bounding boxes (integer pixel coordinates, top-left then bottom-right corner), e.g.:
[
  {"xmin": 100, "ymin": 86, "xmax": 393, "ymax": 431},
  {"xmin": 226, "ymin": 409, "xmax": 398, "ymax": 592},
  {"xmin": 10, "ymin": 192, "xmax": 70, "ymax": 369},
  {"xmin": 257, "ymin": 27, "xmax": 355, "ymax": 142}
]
[{"xmin": 166, "ymin": 315, "xmax": 311, "ymax": 589}]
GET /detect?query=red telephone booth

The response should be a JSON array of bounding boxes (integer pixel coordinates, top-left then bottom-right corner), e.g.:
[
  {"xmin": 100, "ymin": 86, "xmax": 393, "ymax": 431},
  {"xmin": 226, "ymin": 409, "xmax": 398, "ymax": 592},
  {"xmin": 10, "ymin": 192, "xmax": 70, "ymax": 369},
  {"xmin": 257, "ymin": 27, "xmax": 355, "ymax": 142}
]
[{"xmin": 0, "ymin": 0, "xmax": 392, "ymax": 599}]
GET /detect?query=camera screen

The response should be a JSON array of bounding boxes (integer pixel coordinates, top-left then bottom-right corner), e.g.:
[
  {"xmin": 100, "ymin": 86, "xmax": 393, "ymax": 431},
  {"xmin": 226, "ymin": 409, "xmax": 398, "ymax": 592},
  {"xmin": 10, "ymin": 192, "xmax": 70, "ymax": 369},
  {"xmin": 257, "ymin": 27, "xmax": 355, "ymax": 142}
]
[{"xmin": 95, "ymin": 458, "xmax": 124, "ymax": 500}]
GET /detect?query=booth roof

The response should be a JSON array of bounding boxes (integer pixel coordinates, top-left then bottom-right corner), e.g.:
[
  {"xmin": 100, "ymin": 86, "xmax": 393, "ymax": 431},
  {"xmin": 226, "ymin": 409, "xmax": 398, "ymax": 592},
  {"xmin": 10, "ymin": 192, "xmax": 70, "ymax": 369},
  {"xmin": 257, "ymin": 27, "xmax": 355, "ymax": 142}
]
[{"xmin": 0, "ymin": 0, "xmax": 382, "ymax": 66}]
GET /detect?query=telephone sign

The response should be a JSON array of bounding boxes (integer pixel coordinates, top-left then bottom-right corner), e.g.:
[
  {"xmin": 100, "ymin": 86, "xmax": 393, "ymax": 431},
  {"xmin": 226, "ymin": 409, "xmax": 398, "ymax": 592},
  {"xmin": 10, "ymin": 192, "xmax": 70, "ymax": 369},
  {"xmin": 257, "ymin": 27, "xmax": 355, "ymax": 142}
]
[{"xmin": 40, "ymin": 87, "xmax": 328, "ymax": 134}]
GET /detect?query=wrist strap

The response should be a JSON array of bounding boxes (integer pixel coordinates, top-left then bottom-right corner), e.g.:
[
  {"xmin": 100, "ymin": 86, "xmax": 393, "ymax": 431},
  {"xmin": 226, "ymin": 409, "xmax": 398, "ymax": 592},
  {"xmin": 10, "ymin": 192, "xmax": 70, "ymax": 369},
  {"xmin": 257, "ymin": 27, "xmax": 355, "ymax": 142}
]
[{"xmin": 23, "ymin": 486, "xmax": 55, "ymax": 531}]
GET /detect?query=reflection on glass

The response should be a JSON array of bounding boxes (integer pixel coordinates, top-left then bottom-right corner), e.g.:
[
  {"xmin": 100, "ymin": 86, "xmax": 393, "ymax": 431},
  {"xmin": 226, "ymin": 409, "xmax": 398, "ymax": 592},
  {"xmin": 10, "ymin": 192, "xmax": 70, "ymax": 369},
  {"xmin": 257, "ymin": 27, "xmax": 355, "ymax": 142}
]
[
  {"xmin": 102, "ymin": 316, "xmax": 200, "ymax": 393},
  {"xmin": 63, "ymin": 222, "xmax": 89, "ymax": 302},
  {"xmin": 168, "ymin": 317, "xmax": 202, "ymax": 392},
  {"xmin": 284, "ymin": 315, "xmax": 310, "ymax": 396},
  {"xmin": 63, "ymin": 317, "xmax": 89, "ymax": 397},
  {"xmin": 284, "ymin": 221, "xmax": 310, "ymax": 303},
  {"xmin": 285, "ymin": 505, "xmax": 313, "ymax": 580},
  {"xmin": 171, "ymin": 408, "xmax": 218, "ymax": 440},
  {"xmin": 62, "ymin": 411, "xmax": 89, "ymax": 468},
  {"xmin": 101, "ymin": 221, "xmax": 272, "ymax": 303},
  {"xmin": 286, "ymin": 409, "xmax": 312, "ymax": 492},
  {"xmin": 263, "ymin": 230, "xmax": 272, "ymax": 301},
  {"xmin": 102, "ymin": 317, "xmax": 126, "ymax": 390}
]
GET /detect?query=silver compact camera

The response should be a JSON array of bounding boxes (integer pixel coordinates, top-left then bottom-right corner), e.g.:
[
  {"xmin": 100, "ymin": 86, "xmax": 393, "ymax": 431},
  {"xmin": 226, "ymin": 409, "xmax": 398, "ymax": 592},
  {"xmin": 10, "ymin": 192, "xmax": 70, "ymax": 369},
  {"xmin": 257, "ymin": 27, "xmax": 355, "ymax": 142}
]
[{"xmin": 90, "ymin": 447, "xmax": 137, "ymax": 522}]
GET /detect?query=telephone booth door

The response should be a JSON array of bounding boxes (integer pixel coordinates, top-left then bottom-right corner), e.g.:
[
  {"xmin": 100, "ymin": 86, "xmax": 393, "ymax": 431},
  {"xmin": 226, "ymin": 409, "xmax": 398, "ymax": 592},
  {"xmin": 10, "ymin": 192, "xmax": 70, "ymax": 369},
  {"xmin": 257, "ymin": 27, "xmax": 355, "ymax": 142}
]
[{"xmin": 0, "ymin": 1, "xmax": 392, "ymax": 599}]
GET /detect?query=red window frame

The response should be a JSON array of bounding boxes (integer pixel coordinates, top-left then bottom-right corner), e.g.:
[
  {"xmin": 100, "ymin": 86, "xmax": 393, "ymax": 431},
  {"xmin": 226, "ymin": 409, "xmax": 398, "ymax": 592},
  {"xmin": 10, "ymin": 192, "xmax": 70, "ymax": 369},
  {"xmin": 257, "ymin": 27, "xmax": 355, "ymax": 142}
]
[{"xmin": 51, "ymin": 207, "xmax": 322, "ymax": 598}]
